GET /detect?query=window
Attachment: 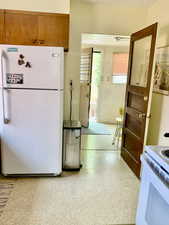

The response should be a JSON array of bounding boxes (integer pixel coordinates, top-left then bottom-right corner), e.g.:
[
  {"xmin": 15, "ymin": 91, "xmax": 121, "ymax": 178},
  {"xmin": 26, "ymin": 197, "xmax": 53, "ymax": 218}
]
[
  {"xmin": 112, "ymin": 75, "xmax": 127, "ymax": 84},
  {"xmin": 80, "ymin": 48, "xmax": 93, "ymax": 82},
  {"xmin": 112, "ymin": 53, "xmax": 129, "ymax": 84}
]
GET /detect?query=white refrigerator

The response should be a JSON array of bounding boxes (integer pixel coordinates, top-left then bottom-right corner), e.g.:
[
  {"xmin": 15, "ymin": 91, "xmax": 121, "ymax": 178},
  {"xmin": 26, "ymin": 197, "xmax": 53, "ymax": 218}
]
[{"xmin": 0, "ymin": 45, "xmax": 64, "ymax": 176}]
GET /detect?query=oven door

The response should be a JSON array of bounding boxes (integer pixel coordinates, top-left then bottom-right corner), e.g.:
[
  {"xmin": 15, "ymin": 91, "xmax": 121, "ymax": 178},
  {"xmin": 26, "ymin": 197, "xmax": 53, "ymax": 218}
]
[{"xmin": 136, "ymin": 154, "xmax": 169, "ymax": 225}]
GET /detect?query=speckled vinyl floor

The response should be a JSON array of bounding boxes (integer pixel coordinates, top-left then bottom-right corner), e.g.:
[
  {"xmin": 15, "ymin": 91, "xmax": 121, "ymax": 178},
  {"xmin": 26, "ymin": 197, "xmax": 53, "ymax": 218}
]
[{"xmin": 0, "ymin": 135, "xmax": 139, "ymax": 225}]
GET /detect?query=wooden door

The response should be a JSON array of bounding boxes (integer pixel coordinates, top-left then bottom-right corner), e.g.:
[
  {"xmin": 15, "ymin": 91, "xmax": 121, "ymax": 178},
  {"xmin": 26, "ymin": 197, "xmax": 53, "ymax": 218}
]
[
  {"xmin": 4, "ymin": 10, "xmax": 38, "ymax": 45},
  {"xmin": 121, "ymin": 23, "xmax": 158, "ymax": 177},
  {"xmin": 0, "ymin": 10, "xmax": 4, "ymax": 173},
  {"xmin": 38, "ymin": 13, "xmax": 69, "ymax": 50},
  {"xmin": 0, "ymin": 10, "xmax": 4, "ymax": 43},
  {"xmin": 79, "ymin": 48, "xmax": 93, "ymax": 127}
]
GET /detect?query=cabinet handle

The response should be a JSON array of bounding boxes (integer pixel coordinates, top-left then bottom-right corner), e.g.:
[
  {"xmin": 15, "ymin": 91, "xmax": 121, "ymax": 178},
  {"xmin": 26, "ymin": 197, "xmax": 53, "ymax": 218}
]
[
  {"xmin": 32, "ymin": 39, "xmax": 38, "ymax": 44},
  {"xmin": 39, "ymin": 40, "xmax": 45, "ymax": 44}
]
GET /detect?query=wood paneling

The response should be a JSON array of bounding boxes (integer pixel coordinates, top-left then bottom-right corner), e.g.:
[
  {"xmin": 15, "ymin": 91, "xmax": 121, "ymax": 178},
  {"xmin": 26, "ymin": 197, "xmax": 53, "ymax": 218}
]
[
  {"xmin": 125, "ymin": 114, "xmax": 142, "ymax": 138},
  {"xmin": 121, "ymin": 147, "xmax": 141, "ymax": 178},
  {"xmin": 123, "ymin": 131, "xmax": 143, "ymax": 162},
  {"xmin": 0, "ymin": 10, "xmax": 4, "ymax": 43},
  {"xmin": 38, "ymin": 14, "xmax": 69, "ymax": 49},
  {"xmin": 4, "ymin": 11, "xmax": 38, "ymax": 45},
  {"xmin": 128, "ymin": 93, "xmax": 146, "ymax": 112}
]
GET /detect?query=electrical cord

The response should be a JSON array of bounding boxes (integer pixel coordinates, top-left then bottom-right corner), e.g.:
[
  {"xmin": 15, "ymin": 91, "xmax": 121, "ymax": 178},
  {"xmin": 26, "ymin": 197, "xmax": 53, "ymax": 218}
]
[{"xmin": 70, "ymin": 80, "xmax": 73, "ymax": 121}]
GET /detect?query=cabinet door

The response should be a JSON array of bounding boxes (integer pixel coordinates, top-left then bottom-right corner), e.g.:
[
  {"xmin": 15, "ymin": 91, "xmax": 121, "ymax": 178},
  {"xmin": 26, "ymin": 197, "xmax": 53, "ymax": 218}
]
[
  {"xmin": 0, "ymin": 10, "xmax": 4, "ymax": 43},
  {"xmin": 4, "ymin": 10, "xmax": 38, "ymax": 45},
  {"xmin": 38, "ymin": 14, "xmax": 69, "ymax": 50}
]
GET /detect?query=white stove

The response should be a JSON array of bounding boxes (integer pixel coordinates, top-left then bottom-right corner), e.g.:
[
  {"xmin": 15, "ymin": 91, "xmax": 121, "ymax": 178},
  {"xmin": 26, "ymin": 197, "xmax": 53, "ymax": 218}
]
[{"xmin": 136, "ymin": 146, "xmax": 169, "ymax": 225}]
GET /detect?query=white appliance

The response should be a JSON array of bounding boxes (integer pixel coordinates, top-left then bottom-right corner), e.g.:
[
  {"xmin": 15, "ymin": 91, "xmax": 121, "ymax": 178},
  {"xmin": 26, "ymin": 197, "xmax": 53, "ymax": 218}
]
[
  {"xmin": 0, "ymin": 45, "xmax": 64, "ymax": 176},
  {"xmin": 136, "ymin": 146, "xmax": 169, "ymax": 225}
]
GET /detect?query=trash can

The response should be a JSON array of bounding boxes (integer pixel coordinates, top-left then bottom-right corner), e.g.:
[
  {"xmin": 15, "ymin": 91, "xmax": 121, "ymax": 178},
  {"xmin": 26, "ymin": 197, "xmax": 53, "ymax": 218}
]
[{"xmin": 63, "ymin": 120, "xmax": 82, "ymax": 170}]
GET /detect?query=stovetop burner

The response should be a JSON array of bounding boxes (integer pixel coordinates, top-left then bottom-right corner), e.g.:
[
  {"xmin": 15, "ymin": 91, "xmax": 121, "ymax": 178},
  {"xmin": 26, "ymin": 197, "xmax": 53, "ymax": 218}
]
[{"xmin": 161, "ymin": 149, "xmax": 169, "ymax": 158}]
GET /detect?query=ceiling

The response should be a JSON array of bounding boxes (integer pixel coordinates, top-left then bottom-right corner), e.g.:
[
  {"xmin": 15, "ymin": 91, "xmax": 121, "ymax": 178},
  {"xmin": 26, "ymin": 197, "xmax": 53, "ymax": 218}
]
[
  {"xmin": 80, "ymin": 0, "xmax": 157, "ymax": 7},
  {"xmin": 81, "ymin": 33, "xmax": 130, "ymax": 47}
]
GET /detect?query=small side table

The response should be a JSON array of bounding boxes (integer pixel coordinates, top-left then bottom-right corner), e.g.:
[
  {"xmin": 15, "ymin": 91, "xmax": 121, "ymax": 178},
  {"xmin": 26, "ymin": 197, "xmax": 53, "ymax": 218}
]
[
  {"xmin": 63, "ymin": 120, "xmax": 82, "ymax": 171},
  {"xmin": 112, "ymin": 117, "xmax": 123, "ymax": 147}
]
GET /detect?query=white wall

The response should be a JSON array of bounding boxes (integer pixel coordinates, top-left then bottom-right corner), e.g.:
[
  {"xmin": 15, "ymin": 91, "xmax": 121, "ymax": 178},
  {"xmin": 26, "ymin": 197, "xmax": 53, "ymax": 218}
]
[
  {"xmin": 146, "ymin": 0, "xmax": 169, "ymax": 145},
  {"xmin": 65, "ymin": 0, "xmax": 148, "ymax": 120},
  {"xmin": 98, "ymin": 46, "xmax": 128, "ymax": 123},
  {"xmin": 97, "ymin": 84, "xmax": 126, "ymax": 123},
  {"xmin": 0, "ymin": 0, "xmax": 70, "ymax": 13}
]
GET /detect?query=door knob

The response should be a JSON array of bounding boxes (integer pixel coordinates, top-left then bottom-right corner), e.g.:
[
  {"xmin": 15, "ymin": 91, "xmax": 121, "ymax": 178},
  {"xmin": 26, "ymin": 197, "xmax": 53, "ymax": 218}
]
[
  {"xmin": 138, "ymin": 113, "xmax": 146, "ymax": 119},
  {"xmin": 147, "ymin": 114, "xmax": 152, "ymax": 119},
  {"xmin": 4, "ymin": 118, "xmax": 10, "ymax": 124},
  {"xmin": 144, "ymin": 96, "xmax": 148, "ymax": 101}
]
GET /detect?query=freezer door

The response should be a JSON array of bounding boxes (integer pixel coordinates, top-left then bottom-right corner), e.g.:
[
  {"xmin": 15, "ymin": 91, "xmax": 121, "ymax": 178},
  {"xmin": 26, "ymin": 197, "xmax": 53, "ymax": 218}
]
[
  {"xmin": 1, "ymin": 89, "xmax": 63, "ymax": 175},
  {"xmin": 0, "ymin": 45, "xmax": 64, "ymax": 89}
]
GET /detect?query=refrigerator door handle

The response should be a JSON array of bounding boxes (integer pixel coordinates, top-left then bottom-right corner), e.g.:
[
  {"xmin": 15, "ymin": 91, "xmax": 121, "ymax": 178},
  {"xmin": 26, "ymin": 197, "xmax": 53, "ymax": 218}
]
[
  {"xmin": 1, "ymin": 51, "xmax": 10, "ymax": 124},
  {"xmin": 3, "ymin": 88, "xmax": 10, "ymax": 124}
]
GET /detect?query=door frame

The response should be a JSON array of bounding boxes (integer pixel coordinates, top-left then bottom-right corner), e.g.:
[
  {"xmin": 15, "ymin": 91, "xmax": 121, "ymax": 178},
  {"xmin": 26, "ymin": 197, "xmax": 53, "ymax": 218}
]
[{"xmin": 87, "ymin": 48, "xmax": 94, "ymax": 126}]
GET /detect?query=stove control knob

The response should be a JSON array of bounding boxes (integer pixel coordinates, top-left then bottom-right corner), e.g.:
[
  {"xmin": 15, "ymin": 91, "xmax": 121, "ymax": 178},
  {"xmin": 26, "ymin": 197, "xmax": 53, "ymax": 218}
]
[{"xmin": 164, "ymin": 133, "xmax": 169, "ymax": 137}]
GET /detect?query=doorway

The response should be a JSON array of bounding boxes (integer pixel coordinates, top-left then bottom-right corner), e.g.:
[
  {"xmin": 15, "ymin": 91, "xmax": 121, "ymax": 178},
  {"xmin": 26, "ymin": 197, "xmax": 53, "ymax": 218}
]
[
  {"xmin": 80, "ymin": 24, "xmax": 158, "ymax": 177},
  {"xmin": 80, "ymin": 33, "xmax": 130, "ymax": 150}
]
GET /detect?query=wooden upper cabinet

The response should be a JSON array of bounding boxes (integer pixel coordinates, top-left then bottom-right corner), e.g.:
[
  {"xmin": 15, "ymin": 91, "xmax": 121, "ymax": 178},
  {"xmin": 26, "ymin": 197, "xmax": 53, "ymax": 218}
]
[
  {"xmin": 38, "ymin": 14, "xmax": 69, "ymax": 50},
  {"xmin": 4, "ymin": 10, "xmax": 38, "ymax": 45},
  {"xmin": 3, "ymin": 10, "xmax": 69, "ymax": 50},
  {"xmin": 0, "ymin": 10, "xmax": 4, "ymax": 43}
]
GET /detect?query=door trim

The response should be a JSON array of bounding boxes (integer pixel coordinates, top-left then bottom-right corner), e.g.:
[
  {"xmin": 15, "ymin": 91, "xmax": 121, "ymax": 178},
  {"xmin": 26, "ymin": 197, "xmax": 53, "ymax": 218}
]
[{"xmin": 87, "ymin": 48, "xmax": 94, "ymax": 127}]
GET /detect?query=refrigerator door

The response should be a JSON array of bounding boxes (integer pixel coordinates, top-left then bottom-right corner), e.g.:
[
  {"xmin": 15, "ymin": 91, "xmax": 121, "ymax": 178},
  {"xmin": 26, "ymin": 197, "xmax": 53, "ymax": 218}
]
[
  {"xmin": 0, "ymin": 45, "xmax": 64, "ymax": 90},
  {"xmin": 1, "ymin": 89, "xmax": 63, "ymax": 175}
]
